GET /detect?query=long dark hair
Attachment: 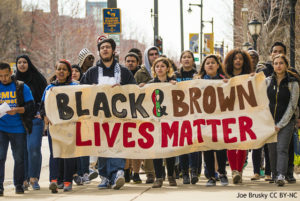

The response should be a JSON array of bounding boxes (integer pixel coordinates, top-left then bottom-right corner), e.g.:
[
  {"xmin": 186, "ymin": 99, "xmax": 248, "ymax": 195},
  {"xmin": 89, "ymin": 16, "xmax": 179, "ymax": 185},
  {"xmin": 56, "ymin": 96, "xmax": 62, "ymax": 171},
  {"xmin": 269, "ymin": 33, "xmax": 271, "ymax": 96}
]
[
  {"xmin": 198, "ymin": 54, "xmax": 225, "ymax": 78},
  {"xmin": 16, "ymin": 55, "xmax": 47, "ymax": 104},
  {"xmin": 224, "ymin": 49, "xmax": 252, "ymax": 77}
]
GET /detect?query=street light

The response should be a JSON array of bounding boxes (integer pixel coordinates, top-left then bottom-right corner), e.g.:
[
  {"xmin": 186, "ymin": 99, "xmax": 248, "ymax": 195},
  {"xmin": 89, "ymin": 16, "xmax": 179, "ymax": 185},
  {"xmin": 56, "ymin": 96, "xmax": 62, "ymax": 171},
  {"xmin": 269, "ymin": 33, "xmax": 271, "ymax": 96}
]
[
  {"xmin": 242, "ymin": 42, "xmax": 252, "ymax": 51},
  {"xmin": 188, "ymin": 0, "xmax": 203, "ymax": 63},
  {"xmin": 248, "ymin": 19, "xmax": 262, "ymax": 51}
]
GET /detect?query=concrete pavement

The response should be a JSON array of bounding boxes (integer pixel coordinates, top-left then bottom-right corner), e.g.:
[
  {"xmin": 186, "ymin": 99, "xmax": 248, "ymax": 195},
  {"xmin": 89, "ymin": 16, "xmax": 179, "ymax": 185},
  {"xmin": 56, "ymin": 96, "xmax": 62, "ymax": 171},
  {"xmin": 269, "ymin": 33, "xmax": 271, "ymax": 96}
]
[{"xmin": 3, "ymin": 137, "xmax": 300, "ymax": 201}]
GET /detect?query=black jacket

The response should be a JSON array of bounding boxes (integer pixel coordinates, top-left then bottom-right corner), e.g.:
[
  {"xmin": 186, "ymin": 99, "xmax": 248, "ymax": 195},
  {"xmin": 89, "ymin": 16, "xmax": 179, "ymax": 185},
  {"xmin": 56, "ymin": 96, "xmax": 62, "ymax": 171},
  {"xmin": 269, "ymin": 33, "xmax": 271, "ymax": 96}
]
[
  {"xmin": 175, "ymin": 68, "xmax": 197, "ymax": 82},
  {"xmin": 81, "ymin": 59, "xmax": 136, "ymax": 85},
  {"xmin": 12, "ymin": 76, "xmax": 34, "ymax": 134},
  {"xmin": 267, "ymin": 73, "xmax": 299, "ymax": 127}
]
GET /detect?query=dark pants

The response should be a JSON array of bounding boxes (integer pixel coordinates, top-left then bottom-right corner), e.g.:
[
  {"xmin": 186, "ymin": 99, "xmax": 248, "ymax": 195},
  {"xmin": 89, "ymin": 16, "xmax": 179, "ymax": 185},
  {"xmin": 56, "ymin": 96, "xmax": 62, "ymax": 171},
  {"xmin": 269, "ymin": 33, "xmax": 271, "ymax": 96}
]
[
  {"xmin": 252, "ymin": 144, "xmax": 271, "ymax": 175},
  {"xmin": 287, "ymin": 133, "xmax": 295, "ymax": 177},
  {"xmin": 204, "ymin": 150, "xmax": 227, "ymax": 178},
  {"xmin": 58, "ymin": 158, "xmax": 76, "ymax": 182},
  {"xmin": 0, "ymin": 131, "xmax": 26, "ymax": 187},
  {"xmin": 179, "ymin": 152, "xmax": 199, "ymax": 172},
  {"xmin": 153, "ymin": 157, "xmax": 175, "ymax": 178},
  {"xmin": 48, "ymin": 131, "xmax": 59, "ymax": 182},
  {"xmin": 77, "ymin": 156, "xmax": 90, "ymax": 176}
]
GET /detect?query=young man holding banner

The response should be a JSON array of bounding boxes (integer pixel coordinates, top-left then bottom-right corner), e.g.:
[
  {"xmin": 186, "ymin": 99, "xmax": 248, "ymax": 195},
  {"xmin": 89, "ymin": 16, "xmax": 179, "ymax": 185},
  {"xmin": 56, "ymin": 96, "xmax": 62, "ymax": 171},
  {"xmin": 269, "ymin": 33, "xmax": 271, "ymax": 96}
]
[{"xmin": 80, "ymin": 38, "xmax": 136, "ymax": 190}]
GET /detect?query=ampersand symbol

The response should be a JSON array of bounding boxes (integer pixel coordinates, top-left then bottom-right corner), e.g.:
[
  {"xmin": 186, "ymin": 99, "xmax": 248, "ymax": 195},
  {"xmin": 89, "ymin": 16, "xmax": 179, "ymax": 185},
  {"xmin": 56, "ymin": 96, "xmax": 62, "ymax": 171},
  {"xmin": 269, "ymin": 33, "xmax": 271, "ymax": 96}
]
[{"xmin": 151, "ymin": 89, "xmax": 167, "ymax": 117}]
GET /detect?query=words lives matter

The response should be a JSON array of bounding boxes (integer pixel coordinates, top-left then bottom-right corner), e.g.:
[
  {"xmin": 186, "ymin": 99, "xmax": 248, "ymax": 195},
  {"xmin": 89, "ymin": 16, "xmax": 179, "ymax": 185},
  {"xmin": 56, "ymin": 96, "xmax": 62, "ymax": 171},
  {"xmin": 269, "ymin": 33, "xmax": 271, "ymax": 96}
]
[{"xmin": 55, "ymin": 80, "xmax": 258, "ymax": 148}]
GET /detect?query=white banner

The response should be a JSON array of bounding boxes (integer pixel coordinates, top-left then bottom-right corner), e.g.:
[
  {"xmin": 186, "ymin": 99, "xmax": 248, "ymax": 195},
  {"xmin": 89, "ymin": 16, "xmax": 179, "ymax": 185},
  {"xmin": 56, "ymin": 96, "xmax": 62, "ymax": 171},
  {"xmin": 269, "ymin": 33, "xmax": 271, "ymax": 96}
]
[{"xmin": 45, "ymin": 73, "xmax": 276, "ymax": 158}]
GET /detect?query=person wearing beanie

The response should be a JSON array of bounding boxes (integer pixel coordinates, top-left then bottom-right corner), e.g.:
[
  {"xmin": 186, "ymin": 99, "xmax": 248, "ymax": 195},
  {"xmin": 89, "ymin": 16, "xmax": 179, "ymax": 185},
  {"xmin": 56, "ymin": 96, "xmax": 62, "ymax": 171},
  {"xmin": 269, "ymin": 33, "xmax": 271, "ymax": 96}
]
[
  {"xmin": 78, "ymin": 48, "xmax": 95, "ymax": 73},
  {"xmin": 77, "ymin": 49, "xmax": 99, "ymax": 183},
  {"xmin": 81, "ymin": 37, "xmax": 136, "ymax": 190},
  {"xmin": 248, "ymin": 49, "xmax": 259, "ymax": 72}
]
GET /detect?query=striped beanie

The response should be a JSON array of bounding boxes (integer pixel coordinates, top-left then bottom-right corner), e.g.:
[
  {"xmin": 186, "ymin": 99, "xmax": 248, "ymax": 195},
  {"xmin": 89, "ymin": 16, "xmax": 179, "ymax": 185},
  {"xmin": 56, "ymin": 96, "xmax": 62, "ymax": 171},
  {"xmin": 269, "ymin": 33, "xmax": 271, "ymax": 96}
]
[{"xmin": 78, "ymin": 48, "xmax": 94, "ymax": 68}]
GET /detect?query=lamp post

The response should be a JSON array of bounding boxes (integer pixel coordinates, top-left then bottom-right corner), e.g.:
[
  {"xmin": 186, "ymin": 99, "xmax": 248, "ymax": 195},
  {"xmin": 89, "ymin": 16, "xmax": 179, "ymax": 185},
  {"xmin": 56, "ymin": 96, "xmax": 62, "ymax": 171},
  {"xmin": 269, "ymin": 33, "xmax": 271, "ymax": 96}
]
[
  {"xmin": 248, "ymin": 19, "xmax": 262, "ymax": 51},
  {"xmin": 289, "ymin": 0, "xmax": 297, "ymax": 68},
  {"xmin": 188, "ymin": 0, "xmax": 203, "ymax": 63},
  {"xmin": 242, "ymin": 42, "xmax": 252, "ymax": 51}
]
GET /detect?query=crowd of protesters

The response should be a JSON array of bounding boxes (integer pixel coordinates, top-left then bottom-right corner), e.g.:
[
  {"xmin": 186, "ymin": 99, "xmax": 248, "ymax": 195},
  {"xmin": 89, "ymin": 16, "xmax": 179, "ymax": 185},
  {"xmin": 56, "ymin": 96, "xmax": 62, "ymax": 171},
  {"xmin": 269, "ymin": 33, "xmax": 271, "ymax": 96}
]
[{"xmin": 0, "ymin": 37, "xmax": 299, "ymax": 196}]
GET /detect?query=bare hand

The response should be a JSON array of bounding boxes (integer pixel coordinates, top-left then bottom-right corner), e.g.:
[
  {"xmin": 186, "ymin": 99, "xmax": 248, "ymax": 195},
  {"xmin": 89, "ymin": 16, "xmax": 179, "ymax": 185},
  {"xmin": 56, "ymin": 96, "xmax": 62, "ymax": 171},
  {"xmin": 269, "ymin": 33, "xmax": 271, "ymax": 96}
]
[
  {"xmin": 44, "ymin": 116, "xmax": 52, "ymax": 125},
  {"xmin": 139, "ymin": 83, "xmax": 146, "ymax": 87},
  {"xmin": 222, "ymin": 78, "xmax": 229, "ymax": 83},
  {"xmin": 170, "ymin": 80, "xmax": 177, "ymax": 85},
  {"xmin": 275, "ymin": 126, "xmax": 280, "ymax": 132},
  {"xmin": 6, "ymin": 108, "xmax": 18, "ymax": 115},
  {"xmin": 35, "ymin": 114, "xmax": 42, "ymax": 119},
  {"xmin": 297, "ymin": 119, "xmax": 300, "ymax": 127},
  {"xmin": 112, "ymin": 83, "xmax": 120, "ymax": 88}
]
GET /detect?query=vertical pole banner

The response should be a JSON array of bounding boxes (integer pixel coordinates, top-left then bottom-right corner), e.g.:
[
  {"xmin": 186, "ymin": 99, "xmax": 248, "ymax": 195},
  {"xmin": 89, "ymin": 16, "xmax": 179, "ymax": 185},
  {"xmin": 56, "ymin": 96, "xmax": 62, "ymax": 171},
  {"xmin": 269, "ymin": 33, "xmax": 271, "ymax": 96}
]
[
  {"xmin": 189, "ymin": 33, "xmax": 199, "ymax": 54},
  {"xmin": 204, "ymin": 33, "xmax": 214, "ymax": 55}
]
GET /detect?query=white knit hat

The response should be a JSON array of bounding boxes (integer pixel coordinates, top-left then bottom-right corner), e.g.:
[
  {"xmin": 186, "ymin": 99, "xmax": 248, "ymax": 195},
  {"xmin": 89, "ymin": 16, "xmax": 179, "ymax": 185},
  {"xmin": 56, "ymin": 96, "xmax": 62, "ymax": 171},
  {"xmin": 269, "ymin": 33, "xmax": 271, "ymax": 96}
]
[{"xmin": 78, "ymin": 48, "xmax": 94, "ymax": 68}]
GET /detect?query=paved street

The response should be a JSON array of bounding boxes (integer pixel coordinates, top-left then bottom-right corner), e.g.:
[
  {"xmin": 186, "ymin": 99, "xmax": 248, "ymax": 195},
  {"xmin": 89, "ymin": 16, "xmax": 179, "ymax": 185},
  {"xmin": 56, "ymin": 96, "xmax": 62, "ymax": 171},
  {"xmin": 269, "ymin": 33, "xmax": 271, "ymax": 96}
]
[{"xmin": 3, "ymin": 137, "xmax": 300, "ymax": 201}]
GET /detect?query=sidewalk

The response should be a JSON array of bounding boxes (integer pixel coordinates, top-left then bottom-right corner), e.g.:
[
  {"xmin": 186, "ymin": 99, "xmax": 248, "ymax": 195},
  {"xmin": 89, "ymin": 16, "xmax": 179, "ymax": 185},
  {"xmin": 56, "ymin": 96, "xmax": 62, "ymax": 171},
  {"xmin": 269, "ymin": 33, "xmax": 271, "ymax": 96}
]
[{"xmin": 3, "ymin": 137, "xmax": 300, "ymax": 201}]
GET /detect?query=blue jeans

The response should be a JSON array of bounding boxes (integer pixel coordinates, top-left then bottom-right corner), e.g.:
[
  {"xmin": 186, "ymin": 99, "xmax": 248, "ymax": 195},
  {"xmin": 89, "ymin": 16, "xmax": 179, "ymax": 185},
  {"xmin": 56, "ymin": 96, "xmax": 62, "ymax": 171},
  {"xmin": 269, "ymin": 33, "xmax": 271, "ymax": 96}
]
[
  {"xmin": 48, "ymin": 130, "xmax": 59, "ymax": 182},
  {"xmin": 24, "ymin": 118, "xmax": 44, "ymax": 179},
  {"xmin": 0, "ymin": 131, "xmax": 26, "ymax": 186},
  {"xmin": 98, "ymin": 157, "xmax": 125, "ymax": 183},
  {"xmin": 77, "ymin": 156, "xmax": 90, "ymax": 176}
]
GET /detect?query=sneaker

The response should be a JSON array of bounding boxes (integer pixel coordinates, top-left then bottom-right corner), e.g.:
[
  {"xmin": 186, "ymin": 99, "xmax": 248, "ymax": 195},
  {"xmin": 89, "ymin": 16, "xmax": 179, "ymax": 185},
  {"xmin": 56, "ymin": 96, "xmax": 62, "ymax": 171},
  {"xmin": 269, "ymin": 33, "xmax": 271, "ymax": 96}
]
[
  {"xmin": 232, "ymin": 170, "xmax": 241, "ymax": 184},
  {"xmin": 146, "ymin": 174, "xmax": 155, "ymax": 184},
  {"xmin": 251, "ymin": 173, "xmax": 260, "ymax": 181},
  {"xmin": 265, "ymin": 175, "xmax": 272, "ymax": 181},
  {"xmin": 23, "ymin": 181, "xmax": 29, "ymax": 191},
  {"xmin": 168, "ymin": 176, "xmax": 177, "ymax": 186},
  {"xmin": 152, "ymin": 178, "xmax": 163, "ymax": 188},
  {"xmin": 190, "ymin": 169, "xmax": 199, "ymax": 184},
  {"xmin": 73, "ymin": 175, "xmax": 83, "ymax": 185},
  {"xmin": 276, "ymin": 174, "xmax": 285, "ymax": 187},
  {"xmin": 31, "ymin": 181, "xmax": 40, "ymax": 190},
  {"xmin": 49, "ymin": 180, "xmax": 58, "ymax": 193},
  {"xmin": 124, "ymin": 169, "xmax": 131, "ymax": 183},
  {"xmin": 63, "ymin": 182, "xmax": 72, "ymax": 192},
  {"xmin": 182, "ymin": 172, "xmax": 190, "ymax": 184},
  {"xmin": 82, "ymin": 173, "xmax": 91, "ymax": 184},
  {"xmin": 219, "ymin": 174, "xmax": 229, "ymax": 186},
  {"xmin": 132, "ymin": 173, "xmax": 142, "ymax": 184},
  {"xmin": 112, "ymin": 170, "xmax": 125, "ymax": 190},
  {"xmin": 206, "ymin": 178, "xmax": 216, "ymax": 187},
  {"xmin": 57, "ymin": 182, "xmax": 64, "ymax": 189},
  {"xmin": 88, "ymin": 169, "xmax": 99, "ymax": 181},
  {"xmin": 286, "ymin": 175, "xmax": 296, "ymax": 184},
  {"xmin": 15, "ymin": 185, "xmax": 24, "ymax": 194},
  {"xmin": 98, "ymin": 176, "xmax": 110, "ymax": 189}
]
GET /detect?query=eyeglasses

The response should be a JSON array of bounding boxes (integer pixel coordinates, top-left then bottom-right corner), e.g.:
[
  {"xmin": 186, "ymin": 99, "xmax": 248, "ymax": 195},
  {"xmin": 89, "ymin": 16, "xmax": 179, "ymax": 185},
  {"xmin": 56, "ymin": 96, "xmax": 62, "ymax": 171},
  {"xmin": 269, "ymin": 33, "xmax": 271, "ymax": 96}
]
[{"xmin": 100, "ymin": 45, "xmax": 112, "ymax": 50}]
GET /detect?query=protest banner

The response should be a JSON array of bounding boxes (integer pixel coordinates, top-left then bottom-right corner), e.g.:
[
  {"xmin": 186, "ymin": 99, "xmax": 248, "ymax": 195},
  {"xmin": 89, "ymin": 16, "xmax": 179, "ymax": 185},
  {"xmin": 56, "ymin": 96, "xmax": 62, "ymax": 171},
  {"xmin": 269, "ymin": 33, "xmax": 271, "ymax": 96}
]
[{"xmin": 45, "ymin": 73, "xmax": 276, "ymax": 159}]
